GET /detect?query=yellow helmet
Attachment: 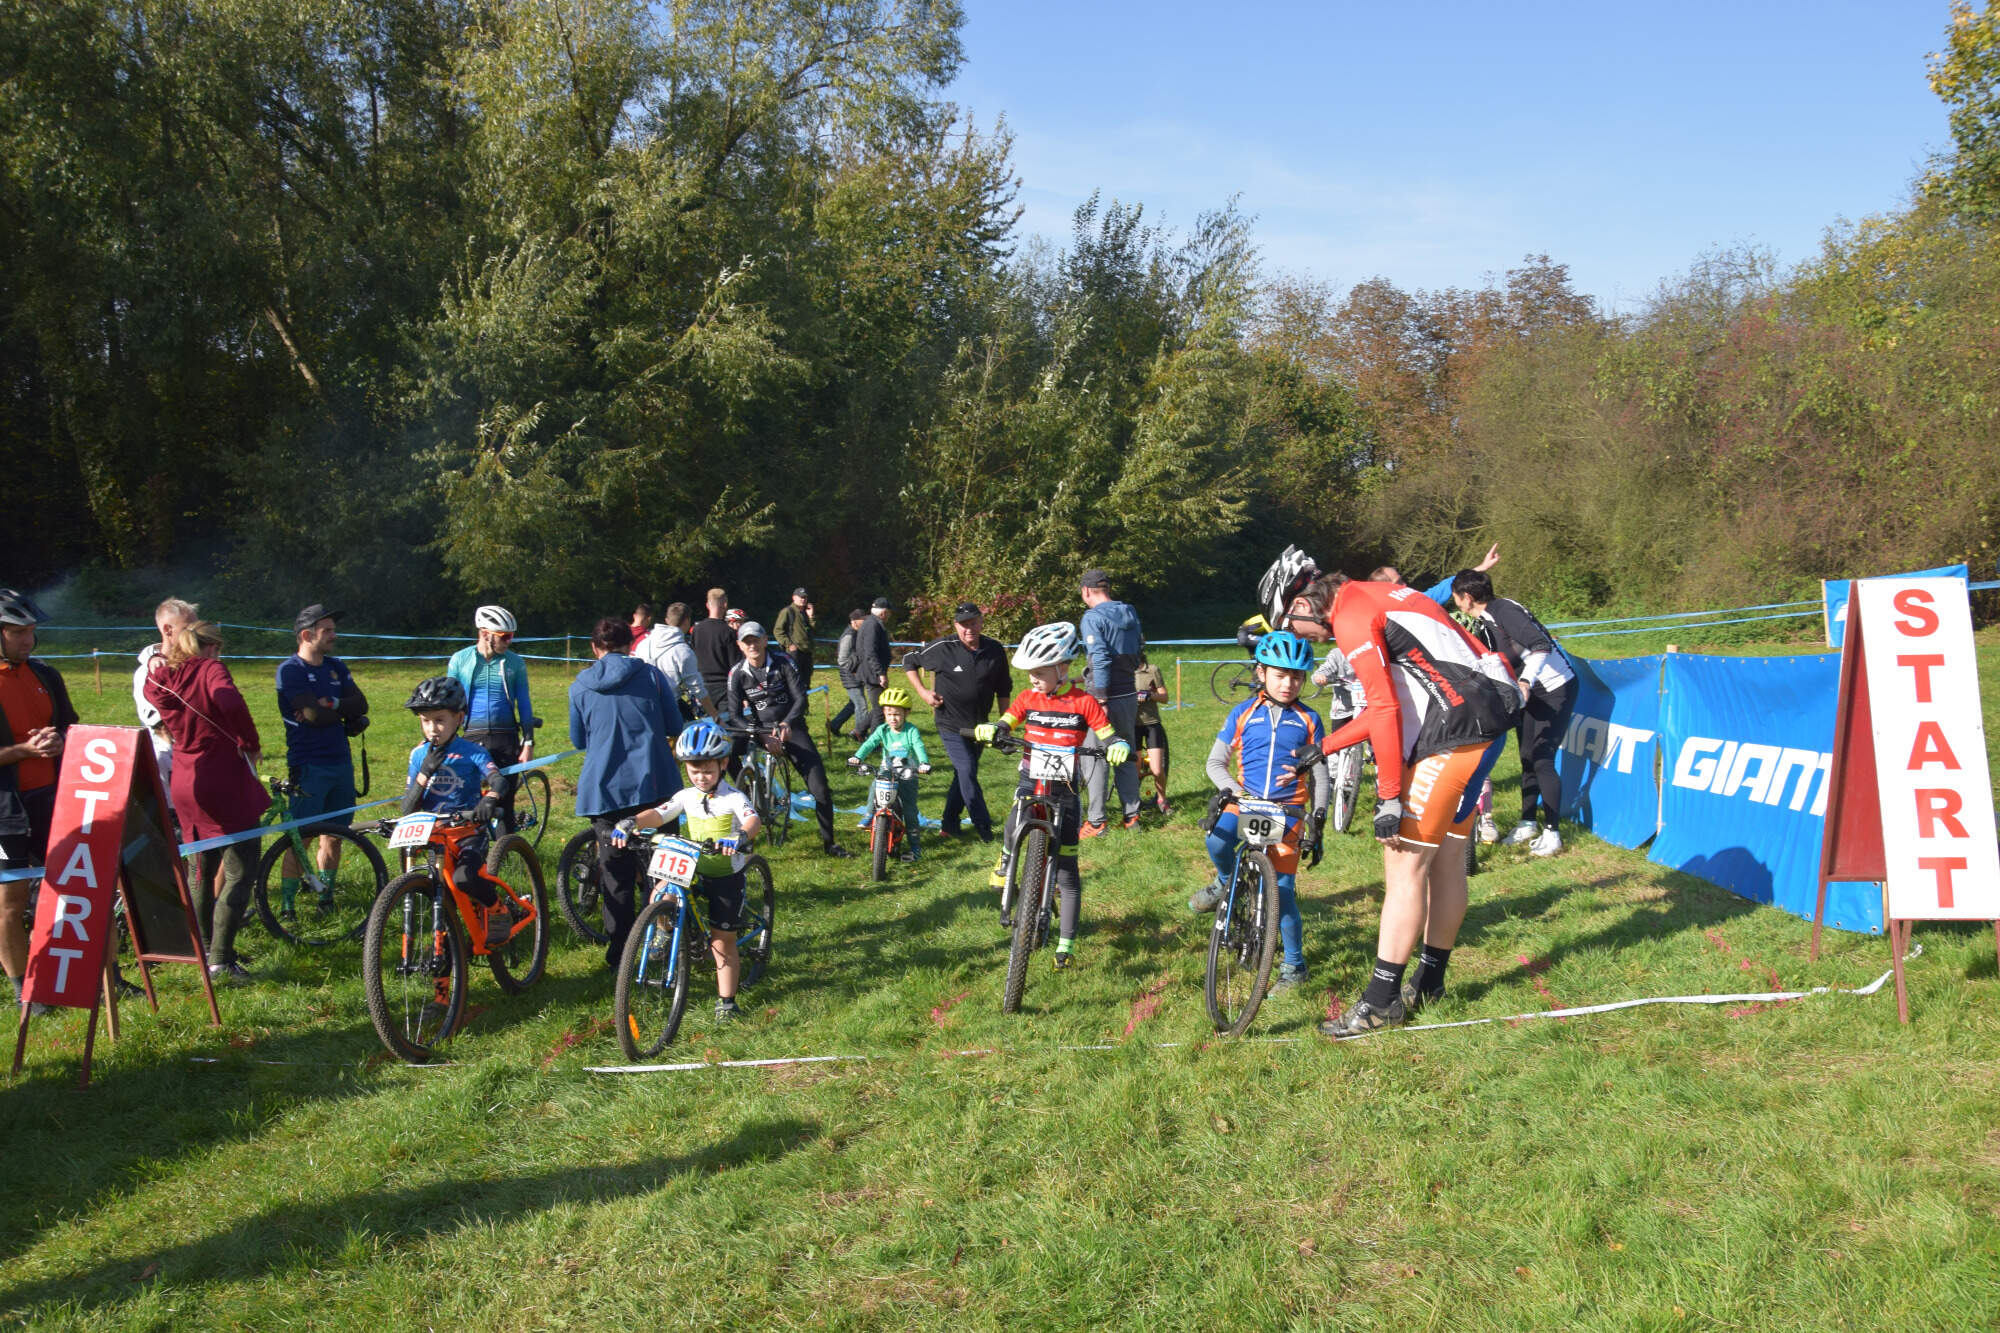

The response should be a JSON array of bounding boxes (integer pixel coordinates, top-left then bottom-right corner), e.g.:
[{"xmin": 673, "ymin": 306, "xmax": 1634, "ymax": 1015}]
[{"xmin": 877, "ymin": 686, "xmax": 914, "ymax": 710}]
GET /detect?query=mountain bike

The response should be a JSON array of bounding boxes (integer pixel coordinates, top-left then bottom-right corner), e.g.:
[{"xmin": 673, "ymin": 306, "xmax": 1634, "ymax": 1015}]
[
  {"xmin": 554, "ymin": 827, "xmax": 608, "ymax": 943},
  {"xmin": 976, "ymin": 731, "xmax": 1079, "ymax": 1014},
  {"xmin": 611, "ymin": 829, "xmax": 776, "ymax": 1060},
  {"xmin": 249, "ymin": 776, "xmax": 389, "ymax": 946},
  {"xmin": 1210, "ymin": 659, "xmax": 1323, "ymax": 706},
  {"xmin": 1200, "ymin": 790, "xmax": 1294, "ymax": 1036},
  {"xmin": 847, "ymin": 754, "xmax": 927, "ymax": 882},
  {"xmin": 359, "ymin": 809, "xmax": 550, "ymax": 1064},
  {"xmin": 736, "ymin": 724, "xmax": 797, "ymax": 849}
]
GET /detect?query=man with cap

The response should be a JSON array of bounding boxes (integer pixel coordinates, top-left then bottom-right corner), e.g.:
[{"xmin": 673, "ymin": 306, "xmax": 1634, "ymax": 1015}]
[
  {"xmin": 275, "ymin": 604, "xmax": 370, "ymax": 881},
  {"xmin": 1078, "ymin": 569, "xmax": 1145, "ymax": 834},
  {"xmin": 855, "ymin": 596, "xmax": 894, "ymax": 737},
  {"xmin": 726, "ymin": 621, "xmax": 849, "ymax": 857},
  {"xmin": 773, "ymin": 587, "xmax": 816, "ymax": 682},
  {"xmin": 902, "ymin": 602, "xmax": 1012, "ymax": 841},
  {"xmin": 0, "ymin": 588, "xmax": 78, "ymax": 1010}
]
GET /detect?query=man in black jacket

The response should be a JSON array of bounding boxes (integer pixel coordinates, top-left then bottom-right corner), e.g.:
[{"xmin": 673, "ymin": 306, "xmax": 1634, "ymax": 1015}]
[
  {"xmin": 727, "ymin": 623, "xmax": 849, "ymax": 857},
  {"xmin": 690, "ymin": 587, "xmax": 739, "ymax": 711},
  {"xmin": 0, "ymin": 589, "xmax": 78, "ymax": 1005},
  {"xmin": 854, "ymin": 596, "xmax": 893, "ymax": 738},
  {"xmin": 902, "ymin": 603, "xmax": 1012, "ymax": 841}
]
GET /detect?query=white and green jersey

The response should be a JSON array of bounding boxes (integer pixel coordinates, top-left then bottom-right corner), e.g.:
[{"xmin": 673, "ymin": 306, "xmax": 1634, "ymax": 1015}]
[{"xmin": 648, "ymin": 782, "xmax": 756, "ymax": 875}]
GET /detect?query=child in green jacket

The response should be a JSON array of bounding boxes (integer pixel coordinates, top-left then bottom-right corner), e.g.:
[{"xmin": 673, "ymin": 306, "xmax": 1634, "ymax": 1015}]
[{"xmin": 848, "ymin": 687, "xmax": 932, "ymax": 858}]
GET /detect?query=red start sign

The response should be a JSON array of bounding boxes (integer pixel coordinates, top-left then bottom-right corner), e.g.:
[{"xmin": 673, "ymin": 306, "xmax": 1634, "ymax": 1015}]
[
  {"xmin": 21, "ymin": 729, "xmax": 140, "ymax": 1008},
  {"xmin": 1816, "ymin": 577, "xmax": 2000, "ymax": 1022}
]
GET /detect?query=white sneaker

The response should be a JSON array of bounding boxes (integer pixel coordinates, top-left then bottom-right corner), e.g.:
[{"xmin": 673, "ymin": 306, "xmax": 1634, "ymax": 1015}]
[
  {"xmin": 1475, "ymin": 814, "xmax": 1500, "ymax": 844},
  {"xmin": 1503, "ymin": 820, "xmax": 1538, "ymax": 847},
  {"xmin": 1529, "ymin": 826, "xmax": 1563, "ymax": 857}
]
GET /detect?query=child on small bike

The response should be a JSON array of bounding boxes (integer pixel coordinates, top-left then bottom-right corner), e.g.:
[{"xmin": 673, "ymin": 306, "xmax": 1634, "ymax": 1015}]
[
  {"xmin": 613, "ymin": 720, "xmax": 762, "ymax": 1023},
  {"xmin": 848, "ymin": 686, "xmax": 932, "ymax": 859},
  {"xmin": 400, "ymin": 676, "xmax": 509, "ymax": 947},
  {"xmin": 974, "ymin": 622, "xmax": 1131, "ymax": 970},
  {"xmin": 1189, "ymin": 631, "xmax": 1330, "ymax": 994}
]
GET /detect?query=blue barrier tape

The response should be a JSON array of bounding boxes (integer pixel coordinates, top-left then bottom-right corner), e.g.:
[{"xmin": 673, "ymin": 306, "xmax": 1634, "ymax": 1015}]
[
  {"xmin": 40, "ymin": 624, "xmax": 568, "ymax": 643},
  {"xmin": 1544, "ymin": 600, "xmax": 1820, "ymax": 630},
  {"xmin": 0, "ymin": 749, "xmax": 584, "ymax": 883},
  {"xmin": 1563, "ymin": 609, "xmax": 1819, "ymax": 639}
]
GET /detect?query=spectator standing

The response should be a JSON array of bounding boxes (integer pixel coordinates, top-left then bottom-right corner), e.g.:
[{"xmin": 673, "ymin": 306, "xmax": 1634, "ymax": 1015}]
[
  {"xmin": 635, "ymin": 601, "xmax": 714, "ymax": 718},
  {"xmin": 772, "ymin": 588, "xmax": 816, "ymax": 681},
  {"xmin": 1450, "ymin": 570, "xmax": 1577, "ymax": 856},
  {"xmin": 690, "ymin": 588, "xmax": 737, "ymax": 709},
  {"xmin": 902, "ymin": 602, "xmax": 1012, "ymax": 841},
  {"xmin": 447, "ymin": 605, "xmax": 539, "ymax": 835},
  {"xmin": 629, "ymin": 603, "xmax": 657, "ymax": 659},
  {"xmin": 727, "ymin": 623, "xmax": 849, "ymax": 857},
  {"xmin": 134, "ymin": 597, "xmax": 198, "ymax": 801},
  {"xmin": 274, "ymin": 605, "xmax": 369, "ymax": 892},
  {"xmin": 855, "ymin": 597, "xmax": 893, "ymax": 737},
  {"xmin": 569, "ymin": 618, "xmax": 685, "ymax": 966},
  {"xmin": 1077, "ymin": 569, "xmax": 1144, "ymax": 834},
  {"xmin": 145, "ymin": 621, "xmax": 271, "ymax": 984},
  {"xmin": 828, "ymin": 609, "xmax": 869, "ymax": 743},
  {"xmin": 0, "ymin": 589, "xmax": 77, "ymax": 1007}
]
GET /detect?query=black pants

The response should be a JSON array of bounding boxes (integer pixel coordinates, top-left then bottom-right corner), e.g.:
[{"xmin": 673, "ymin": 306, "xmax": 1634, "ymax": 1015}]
[
  {"xmin": 591, "ymin": 805, "xmax": 649, "ymax": 968},
  {"xmin": 1518, "ymin": 678, "xmax": 1578, "ymax": 828},
  {"xmin": 785, "ymin": 732, "xmax": 839, "ymax": 849},
  {"xmin": 463, "ymin": 729, "xmax": 520, "ymax": 835},
  {"xmin": 938, "ymin": 728, "xmax": 993, "ymax": 835}
]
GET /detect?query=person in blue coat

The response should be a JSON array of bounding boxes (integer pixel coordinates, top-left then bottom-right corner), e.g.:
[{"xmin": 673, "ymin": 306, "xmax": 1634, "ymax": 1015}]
[{"xmin": 569, "ymin": 617, "xmax": 684, "ymax": 966}]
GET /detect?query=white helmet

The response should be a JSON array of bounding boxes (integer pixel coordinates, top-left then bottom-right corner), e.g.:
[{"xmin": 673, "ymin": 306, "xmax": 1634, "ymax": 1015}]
[
  {"xmin": 474, "ymin": 605, "xmax": 517, "ymax": 634},
  {"xmin": 1012, "ymin": 621, "xmax": 1079, "ymax": 670},
  {"xmin": 1258, "ymin": 545, "xmax": 1320, "ymax": 626}
]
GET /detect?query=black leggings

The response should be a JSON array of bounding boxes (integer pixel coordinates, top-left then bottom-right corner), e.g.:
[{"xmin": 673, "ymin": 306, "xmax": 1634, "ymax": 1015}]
[
  {"xmin": 995, "ymin": 783, "xmax": 1082, "ymax": 939},
  {"xmin": 1517, "ymin": 679, "xmax": 1578, "ymax": 828},
  {"xmin": 463, "ymin": 730, "xmax": 520, "ymax": 835}
]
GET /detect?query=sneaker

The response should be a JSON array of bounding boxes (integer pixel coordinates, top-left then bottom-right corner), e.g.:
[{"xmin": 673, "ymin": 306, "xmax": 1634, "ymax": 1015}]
[
  {"xmin": 938, "ymin": 824, "xmax": 962, "ymax": 839},
  {"xmin": 208, "ymin": 961, "xmax": 253, "ymax": 987},
  {"xmin": 1502, "ymin": 820, "xmax": 1538, "ymax": 847},
  {"xmin": 1475, "ymin": 814, "xmax": 1500, "ymax": 844},
  {"xmin": 855, "ymin": 814, "xmax": 872, "ymax": 830},
  {"xmin": 1052, "ymin": 949, "xmax": 1074, "ymax": 970},
  {"xmin": 1529, "ymin": 826, "xmax": 1564, "ymax": 857},
  {"xmin": 485, "ymin": 907, "xmax": 516, "ymax": 950},
  {"xmin": 1318, "ymin": 995, "xmax": 1407, "ymax": 1039},
  {"xmin": 714, "ymin": 997, "xmax": 741, "ymax": 1023},
  {"xmin": 1154, "ymin": 795, "xmax": 1171, "ymax": 815},
  {"xmin": 1399, "ymin": 980, "xmax": 1445, "ymax": 1015},
  {"xmin": 1188, "ymin": 877, "xmax": 1226, "ymax": 914},
  {"xmin": 1079, "ymin": 821, "xmax": 1109, "ymax": 840},
  {"xmin": 1121, "ymin": 813, "xmax": 1143, "ymax": 830},
  {"xmin": 899, "ymin": 849, "xmax": 918, "ymax": 863},
  {"xmin": 822, "ymin": 844, "xmax": 853, "ymax": 859},
  {"xmin": 974, "ymin": 826, "xmax": 995, "ymax": 844},
  {"xmin": 1270, "ymin": 962, "xmax": 1310, "ymax": 994}
]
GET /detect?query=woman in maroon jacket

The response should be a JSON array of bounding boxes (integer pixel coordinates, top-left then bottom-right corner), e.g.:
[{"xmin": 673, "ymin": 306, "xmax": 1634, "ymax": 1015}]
[{"xmin": 144, "ymin": 621, "xmax": 270, "ymax": 983}]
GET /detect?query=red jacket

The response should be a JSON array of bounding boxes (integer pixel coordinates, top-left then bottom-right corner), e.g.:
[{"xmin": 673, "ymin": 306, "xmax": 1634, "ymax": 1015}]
[{"xmin": 144, "ymin": 657, "xmax": 271, "ymax": 840}]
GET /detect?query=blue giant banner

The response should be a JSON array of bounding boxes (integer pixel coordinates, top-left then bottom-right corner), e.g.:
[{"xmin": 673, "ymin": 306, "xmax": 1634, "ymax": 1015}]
[
  {"xmin": 1556, "ymin": 655, "xmax": 1661, "ymax": 849},
  {"xmin": 1823, "ymin": 564, "xmax": 1967, "ymax": 648},
  {"xmin": 1649, "ymin": 653, "xmax": 1881, "ymax": 934}
]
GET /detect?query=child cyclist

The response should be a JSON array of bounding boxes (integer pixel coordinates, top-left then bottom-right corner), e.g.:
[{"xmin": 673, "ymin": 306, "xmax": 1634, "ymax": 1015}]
[
  {"xmin": 1188, "ymin": 631, "xmax": 1331, "ymax": 994},
  {"xmin": 611, "ymin": 721, "xmax": 762, "ymax": 1024},
  {"xmin": 847, "ymin": 686, "xmax": 933, "ymax": 860},
  {"xmin": 974, "ymin": 622, "xmax": 1131, "ymax": 970},
  {"xmin": 400, "ymin": 676, "xmax": 512, "ymax": 949}
]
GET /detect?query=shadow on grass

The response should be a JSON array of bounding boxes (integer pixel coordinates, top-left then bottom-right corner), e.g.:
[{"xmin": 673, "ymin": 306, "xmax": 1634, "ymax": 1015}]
[{"xmin": 0, "ymin": 1116, "xmax": 822, "ymax": 1318}]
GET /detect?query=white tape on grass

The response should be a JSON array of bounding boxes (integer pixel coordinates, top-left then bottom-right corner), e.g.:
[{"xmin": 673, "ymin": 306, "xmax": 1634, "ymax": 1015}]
[{"xmin": 586, "ymin": 1054, "xmax": 868, "ymax": 1074}]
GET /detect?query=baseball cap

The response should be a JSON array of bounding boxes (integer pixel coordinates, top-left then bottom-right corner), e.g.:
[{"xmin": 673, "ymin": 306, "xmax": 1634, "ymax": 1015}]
[
  {"xmin": 871, "ymin": 596, "xmax": 891, "ymax": 610},
  {"xmin": 737, "ymin": 621, "xmax": 767, "ymax": 641},
  {"xmin": 1079, "ymin": 569, "xmax": 1111, "ymax": 590},
  {"xmin": 793, "ymin": 586, "xmax": 809, "ymax": 598},
  {"xmin": 293, "ymin": 604, "xmax": 342, "ymax": 632},
  {"xmin": 952, "ymin": 602, "xmax": 983, "ymax": 623}
]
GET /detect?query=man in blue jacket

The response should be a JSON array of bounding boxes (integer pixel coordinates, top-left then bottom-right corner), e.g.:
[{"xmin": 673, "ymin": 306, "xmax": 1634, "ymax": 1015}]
[
  {"xmin": 569, "ymin": 619, "xmax": 684, "ymax": 966},
  {"xmin": 1078, "ymin": 569, "xmax": 1145, "ymax": 835},
  {"xmin": 447, "ymin": 605, "xmax": 539, "ymax": 834}
]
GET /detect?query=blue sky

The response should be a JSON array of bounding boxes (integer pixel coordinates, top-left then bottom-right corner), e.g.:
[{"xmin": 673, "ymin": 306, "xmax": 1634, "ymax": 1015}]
[{"xmin": 946, "ymin": 1, "xmax": 1955, "ymax": 314}]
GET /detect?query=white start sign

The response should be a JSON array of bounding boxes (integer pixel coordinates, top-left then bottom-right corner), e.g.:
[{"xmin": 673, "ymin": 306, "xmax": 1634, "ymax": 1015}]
[{"xmin": 1855, "ymin": 577, "xmax": 2000, "ymax": 919}]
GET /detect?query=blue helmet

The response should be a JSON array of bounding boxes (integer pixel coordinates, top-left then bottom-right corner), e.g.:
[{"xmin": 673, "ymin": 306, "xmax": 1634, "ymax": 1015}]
[
  {"xmin": 1253, "ymin": 630, "xmax": 1315, "ymax": 673},
  {"xmin": 675, "ymin": 720, "xmax": 733, "ymax": 761}
]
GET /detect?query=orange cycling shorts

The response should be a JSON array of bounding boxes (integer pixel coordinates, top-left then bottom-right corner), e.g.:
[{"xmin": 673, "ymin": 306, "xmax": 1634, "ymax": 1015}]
[
  {"xmin": 1224, "ymin": 799, "xmax": 1304, "ymax": 875},
  {"xmin": 1398, "ymin": 743, "xmax": 1488, "ymax": 848}
]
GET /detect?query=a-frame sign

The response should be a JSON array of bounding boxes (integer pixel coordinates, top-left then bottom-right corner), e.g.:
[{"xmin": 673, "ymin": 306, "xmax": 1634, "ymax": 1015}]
[
  {"xmin": 12, "ymin": 725, "xmax": 219, "ymax": 1086},
  {"xmin": 1813, "ymin": 578, "xmax": 2000, "ymax": 1022}
]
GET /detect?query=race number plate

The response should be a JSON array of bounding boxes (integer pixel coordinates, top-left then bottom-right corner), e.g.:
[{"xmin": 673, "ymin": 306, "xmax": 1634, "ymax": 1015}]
[
  {"xmin": 388, "ymin": 814, "xmax": 437, "ymax": 849},
  {"xmin": 1026, "ymin": 745, "xmax": 1075, "ymax": 782},
  {"xmin": 647, "ymin": 838, "xmax": 702, "ymax": 887},
  {"xmin": 874, "ymin": 778, "xmax": 900, "ymax": 809},
  {"xmin": 1239, "ymin": 800, "xmax": 1287, "ymax": 848}
]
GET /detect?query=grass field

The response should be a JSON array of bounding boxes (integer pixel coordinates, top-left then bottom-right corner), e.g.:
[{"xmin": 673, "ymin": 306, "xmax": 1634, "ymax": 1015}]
[{"xmin": 3, "ymin": 632, "xmax": 1998, "ymax": 1331}]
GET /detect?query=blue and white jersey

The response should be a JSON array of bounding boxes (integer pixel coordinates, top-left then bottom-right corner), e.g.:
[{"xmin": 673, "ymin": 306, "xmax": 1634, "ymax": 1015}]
[{"xmin": 405, "ymin": 736, "xmax": 499, "ymax": 814}]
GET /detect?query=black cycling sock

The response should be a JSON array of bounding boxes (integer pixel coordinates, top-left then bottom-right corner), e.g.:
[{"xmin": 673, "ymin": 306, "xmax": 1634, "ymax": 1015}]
[
  {"xmin": 1362, "ymin": 957, "xmax": 1406, "ymax": 1010},
  {"xmin": 1411, "ymin": 945, "xmax": 1452, "ymax": 998}
]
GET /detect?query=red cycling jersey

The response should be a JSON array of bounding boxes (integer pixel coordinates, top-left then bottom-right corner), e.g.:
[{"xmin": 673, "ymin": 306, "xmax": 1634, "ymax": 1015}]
[
  {"xmin": 999, "ymin": 684, "xmax": 1115, "ymax": 768},
  {"xmin": 1317, "ymin": 580, "xmax": 1518, "ymax": 800}
]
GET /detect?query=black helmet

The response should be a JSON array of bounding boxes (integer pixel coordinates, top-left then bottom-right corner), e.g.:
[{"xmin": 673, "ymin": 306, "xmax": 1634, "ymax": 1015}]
[
  {"xmin": 0, "ymin": 588, "xmax": 48, "ymax": 628},
  {"xmin": 405, "ymin": 675, "xmax": 467, "ymax": 712}
]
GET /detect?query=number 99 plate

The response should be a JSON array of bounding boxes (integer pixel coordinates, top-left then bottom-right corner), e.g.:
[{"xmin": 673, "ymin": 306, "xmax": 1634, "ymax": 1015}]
[{"xmin": 1239, "ymin": 800, "xmax": 1287, "ymax": 848}]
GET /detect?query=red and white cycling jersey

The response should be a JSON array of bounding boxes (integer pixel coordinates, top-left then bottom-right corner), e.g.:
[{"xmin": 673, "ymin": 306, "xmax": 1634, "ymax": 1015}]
[
  {"xmin": 1318, "ymin": 580, "xmax": 1519, "ymax": 801},
  {"xmin": 998, "ymin": 685, "xmax": 1113, "ymax": 770}
]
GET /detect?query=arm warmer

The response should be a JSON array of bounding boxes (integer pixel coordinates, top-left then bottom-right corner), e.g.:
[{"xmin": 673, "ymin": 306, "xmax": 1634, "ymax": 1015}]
[{"xmin": 1205, "ymin": 737, "xmax": 1236, "ymax": 793}]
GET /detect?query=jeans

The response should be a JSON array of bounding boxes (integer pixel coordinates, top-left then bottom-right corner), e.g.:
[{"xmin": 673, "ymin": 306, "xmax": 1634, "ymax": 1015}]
[
  {"xmin": 288, "ymin": 761, "xmax": 357, "ymax": 825},
  {"xmin": 830, "ymin": 685, "xmax": 868, "ymax": 737},
  {"xmin": 937, "ymin": 729, "xmax": 993, "ymax": 834},
  {"xmin": 1081, "ymin": 694, "xmax": 1142, "ymax": 825}
]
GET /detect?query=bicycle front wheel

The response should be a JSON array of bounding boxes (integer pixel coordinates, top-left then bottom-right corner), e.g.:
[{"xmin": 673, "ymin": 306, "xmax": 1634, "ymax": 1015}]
[
  {"xmin": 362, "ymin": 872, "xmax": 468, "ymax": 1064},
  {"xmin": 615, "ymin": 892, "xmax": 692, "ymax": 1060},
  {"xmin": 485, "ymin": 834, "xmax": 550, "ymax": 994},
  {"xmin": 555, "ymin": 829, "xmax": 608, "ymax": 944},
  {"xmin": 737, "ymin": 855, "xmax": 775, "ymax": 988},
  {"xmin": 1209, "ymin": 660, "xmax": 1256, "ymax": 704},
  {"xmin": 1001, "ymin": 824, "xmax": 1051, "ymax": 1014},
  {"xmin": 253, "ymin": 825, "xmax": 388, "ymax": 947},
  {"xmin": 1205, "ymin": 850, "xmax": 1280, "ymax": 1036},
  {"xmin": 516, "ymin": 768, "xmax": 552, "ymax": 849},
  {"xmin": 870, "ymin": 814, "xmax": 893, "ymax": 882}
]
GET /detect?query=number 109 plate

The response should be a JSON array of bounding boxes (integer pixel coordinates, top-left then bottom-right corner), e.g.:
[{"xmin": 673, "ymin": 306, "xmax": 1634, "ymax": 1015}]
[
  {"xmin": 647, "ymin": 839, "xmax": 701, "ymax": 887},
  {"xmin": 388, "ymin": 814, "xmax": 436, "ymax": 849}
]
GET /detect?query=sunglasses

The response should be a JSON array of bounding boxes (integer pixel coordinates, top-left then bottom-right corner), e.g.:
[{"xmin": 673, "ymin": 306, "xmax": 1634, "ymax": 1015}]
[{"xmin": 490, "ymin": 631, "xmax": 514, "ymax": 643}]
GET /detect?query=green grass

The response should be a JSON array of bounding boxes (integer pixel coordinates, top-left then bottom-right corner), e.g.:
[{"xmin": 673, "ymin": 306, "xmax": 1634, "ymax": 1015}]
[{"xmin": 4, "ymin": 638, "xmax": 1999, "ymax": 1330}]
